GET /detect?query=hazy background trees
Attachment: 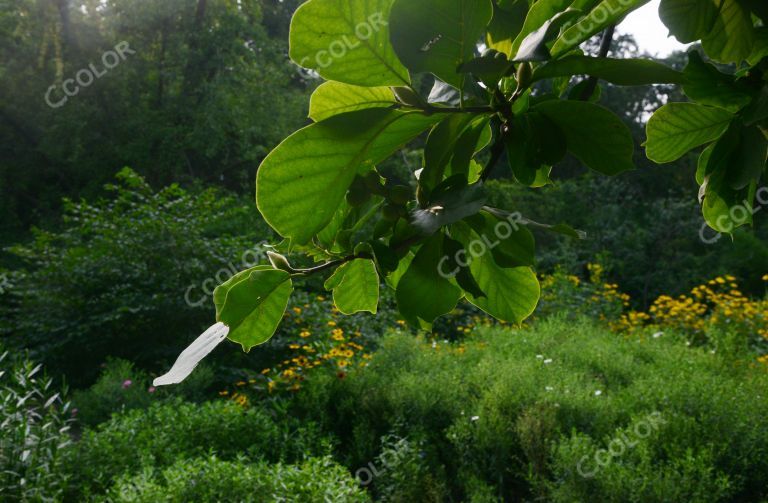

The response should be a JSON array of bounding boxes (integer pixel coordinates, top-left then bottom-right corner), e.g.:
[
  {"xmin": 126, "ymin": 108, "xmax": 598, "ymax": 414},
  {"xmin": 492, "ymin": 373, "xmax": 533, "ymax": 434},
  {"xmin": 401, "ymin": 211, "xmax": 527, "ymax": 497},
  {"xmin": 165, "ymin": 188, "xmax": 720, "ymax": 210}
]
[{"xmin": 0, "ymin": 0, "xmax": 310, "ymax": 241}]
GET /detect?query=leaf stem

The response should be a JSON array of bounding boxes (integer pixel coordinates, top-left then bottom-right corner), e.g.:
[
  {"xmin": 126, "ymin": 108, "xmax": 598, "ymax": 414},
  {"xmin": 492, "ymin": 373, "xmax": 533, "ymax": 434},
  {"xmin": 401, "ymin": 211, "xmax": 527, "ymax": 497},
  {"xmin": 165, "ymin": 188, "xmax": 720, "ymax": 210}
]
[
  {"xmin": 291, "ymin": 255, "xmax": 359, "ymax": 277},
  {"xmin": 398, "ymin": 104, "xmax": 495, "ymax": 115},
  {"xmin": 483, "ymin": 206, "xmax": 587, "ymax": 239}
]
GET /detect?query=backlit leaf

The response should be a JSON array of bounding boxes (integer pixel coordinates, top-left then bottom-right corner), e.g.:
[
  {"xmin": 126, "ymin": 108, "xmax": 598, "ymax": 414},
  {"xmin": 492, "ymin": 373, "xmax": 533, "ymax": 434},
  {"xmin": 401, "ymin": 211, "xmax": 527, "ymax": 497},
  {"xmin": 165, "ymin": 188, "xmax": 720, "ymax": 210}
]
[
  {"xmin": 257, "ymin": 109, "xmax": 443, "ymax": 245},
  {"xmin": 510, "ymin": 0, "xmax": 572, "ymax": 55},
  {"xmin": 551, "ymin": 0, "xmax": 651, "ymax": 57},
  {"xmin": 289, "ymin": 0, "xmax": 410, "ymax": 86},
  {"xmin": 389, "ymin": 0, "xmax": 493, "ymax": 88},
  {"xmin": 645, "ymin": 103, "xmax": 733, "ymax": 163},
  {"xmin": 325, "ymin": 259, "xmax": 380, "ymax": 314},
  {"xmin": 535, "ymin": 100, "xmax": 635, "ymax": 175},
  {"xmin": 701, "ymin": 0, "xmax": 755, "ymax": 64},
  {"xmin": 659, "ymin": 0, "xmax": 719, "ymax": 43},
  {"xmin": 214, "ymin": 267, "xmax": 293, "ymax": 351},
  {"xmin": 309, "ymin": 82, "xmax": 395, "ymax": 122},
  {"xmin": 532, "ymin": 56, "xmax": 685, "ymax": 85}
]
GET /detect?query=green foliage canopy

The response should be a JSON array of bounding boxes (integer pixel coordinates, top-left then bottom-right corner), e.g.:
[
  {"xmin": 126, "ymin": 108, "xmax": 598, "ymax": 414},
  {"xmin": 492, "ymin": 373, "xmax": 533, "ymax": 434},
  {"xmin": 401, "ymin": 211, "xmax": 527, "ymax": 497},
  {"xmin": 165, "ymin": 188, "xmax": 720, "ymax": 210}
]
[{"xmin": 156, "ymin": 0, "xmax": 768, "ymax": 383}]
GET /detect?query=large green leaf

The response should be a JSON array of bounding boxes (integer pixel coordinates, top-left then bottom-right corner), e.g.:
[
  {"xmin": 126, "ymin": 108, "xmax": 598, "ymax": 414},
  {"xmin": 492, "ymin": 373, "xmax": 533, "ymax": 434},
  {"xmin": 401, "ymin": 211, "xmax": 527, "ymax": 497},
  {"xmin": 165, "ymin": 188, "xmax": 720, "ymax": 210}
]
[
  {"xmin": 532, "ymin": 56, "xmax": 685, "ymax": 85},
  {"xmin": 487, "ymin": 1, "xmax": 528, "ymax": 56},
  {"xmin": 453, "ymin": 223, "xmax": 539, "ymax": 324},
  {"xmin": 659, "ymin": 0, "xmax": 719, "ymax": 43},
  {"xmin": 447, "ymin": 118, "xmax": 493, "ymax": 181},
  {"xmin": 442, "ymin": 236, "xmax": 486, "ymax": 298},
  {"xmin": 569, "ymin": 0, "xmax": 602, "ymax": 11},
  {"xmin": 465, "ymin": 212, "xmax": 535, "ymax": 268},
  {"xmin": 324, "ymin": 258, "xmax": 380, "ymax": 314},
  {"xmin": 695, "ymin": 123, "xmax": 739, "ymax": 185},
  {"xmin": 701, "ymin": 0, "xmax": 755, "ymax": 64},
  {"xmin": 309, "ymin": 82, "xmax": 395, "ymax": 122},
  {"xmin": 513, "ymin": 9, "xmax": 582, "ymax": 62},
  {"xmin": 213, "ymin": 267, "xmax": 293, "ymax": 351},
  {"xmin": 683, "ymin": 51, "xmax": 753, "ymax": 112},
  {"xmin": 747, "ymin": 27, "xmax": 768, "ymax": 66},
  {"xmin": 744, "ymin": 88, "xmax": 768, "ymax": 126},
  {"xmin": 510, "ymin": 0, "xmax": 572, "ymax": 55},
  {"xmin": 421, "ymin": 115, "xmax": 479, "ymax": 194},
  {"xmin": 386, "ymin": 250, "xmax": 414, "ymax": 290},
  {"xmin": 289, "ymin": 0, "xmax": 410, "ymax": 86},
  {"xmin": 534, "ymin": 100, "xmax": 635, "ymax": 175},
  {"xmin": 467, "ymin": 264, "xmax": 540, "ymax": 324},
  {"xmin": 505, "ymin": 112, "xmax": 565, "ymax": 186},
  {"xmin": 256, "ymin": 109, "xmax": 443, "ymax": 245},
  {"xmin": 725, "ymin": 126, "xmax": 767, "ymax": 190},
  {"xmin": 645, "ymin": 103, "xmax": 734, "ymax": 163},
  {"xmin": 389, "ymin": 0, "xmax": 493, "ymax": 88},
  {"xmin": 316, "ymin": 201, "xmax": 352, "ymax": 251},
  {"xmin": 396, "ymin": 234, "xmax": 462, "ymax": 327},
  {"xmin": 551, "ymin": 0, "xmax": 650, "ymax": 57},
  {"xmin": 702, "ymin": 174, "xmax": 756, "ymax": 233}
]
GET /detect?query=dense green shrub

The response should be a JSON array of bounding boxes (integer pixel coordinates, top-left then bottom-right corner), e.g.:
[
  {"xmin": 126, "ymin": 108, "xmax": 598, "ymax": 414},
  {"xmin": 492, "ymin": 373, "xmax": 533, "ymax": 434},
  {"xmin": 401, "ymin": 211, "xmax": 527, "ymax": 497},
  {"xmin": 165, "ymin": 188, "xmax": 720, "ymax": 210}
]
[
  {"xmin": 71, "ymin": 359, "xmax": 155, "ymax": 427},
  {"xmin": 64, "ymin": 399, "xmax": 331, "ymax": 499},
  {"xmin": 485, "ymin": 177, "xmax": 768, "ymax": 305},
  {"xmin": 71, "ymin": 358, "xmax": 215, "ymax": 427},
  {"xmin": 535, "ymin": 264, "xmax": 628, "ymax": 323},
  {"xmin": 367, "ymin": 435, "xmax": 447, "ymax": 503},
  {"xmin": 107, "ymin": 455, "xmax": 369, "ymax": 502},
  {"xmin": 0, "ymin": 350, "xmax": 73, "ymax": 501},
  {"xmin": 290, "ymin": 318, "xmax": 768, "ymax": 502},
  {"xmin": 1, "ymin": 169, "xmax": 271, "ymax": 385}
]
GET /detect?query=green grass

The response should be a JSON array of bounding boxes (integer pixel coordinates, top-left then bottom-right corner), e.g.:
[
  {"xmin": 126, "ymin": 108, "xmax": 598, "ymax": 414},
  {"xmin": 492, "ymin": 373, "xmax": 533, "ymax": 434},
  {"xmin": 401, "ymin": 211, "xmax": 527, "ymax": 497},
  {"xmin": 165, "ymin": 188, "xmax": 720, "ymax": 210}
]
[
  {"xmin": 290, "ymin": 317, "xmax": 768, "ymax": 502},
  {"xmin": 63, "ymin": 317, "xmax": 768, "ymax": 502}
]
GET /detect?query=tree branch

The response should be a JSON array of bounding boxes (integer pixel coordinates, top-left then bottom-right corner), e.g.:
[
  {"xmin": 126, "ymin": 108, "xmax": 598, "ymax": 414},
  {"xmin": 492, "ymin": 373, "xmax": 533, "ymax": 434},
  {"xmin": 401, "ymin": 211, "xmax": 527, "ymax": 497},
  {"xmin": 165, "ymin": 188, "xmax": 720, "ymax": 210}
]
[
  {"xmin": 292, "ymin": 227, "xmax": 428, "ymax": 278},
  {"xmin": 579, "ymin": 24, "xmax": 616, "ymax": 101},
  {"xmin": 480, "ymin": 124, "xmax": 507, "ymax": 182}
]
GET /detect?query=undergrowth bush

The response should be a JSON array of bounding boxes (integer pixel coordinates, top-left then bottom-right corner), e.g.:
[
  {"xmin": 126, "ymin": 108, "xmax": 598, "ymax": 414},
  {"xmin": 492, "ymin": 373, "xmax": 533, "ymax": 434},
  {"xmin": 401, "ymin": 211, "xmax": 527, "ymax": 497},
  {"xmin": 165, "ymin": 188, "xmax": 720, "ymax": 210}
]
[
  {"xmin": 288, "ymin": 318, "xmax": 768, "ymax": 502},
  {"xmin": 107, "ymin": 455, "xmax": 369, "ymax": 502},
  {"xmin": 72, "ymin": 358, "xmax": 215, "ymax": 427},
  {"xmin": 368, "ymin": 435, "xmax": 447, "ymax": 503},
  {"xmin": 2, "ymin": 168, "xmax": 270, "ymax": 385},
  {"xmin": 64, "ymin": 399, "xmax": 331, "ymax": 499},
  {"xmin": 615, "ymin": 275, "xmax": 768, "ymax": 355}
]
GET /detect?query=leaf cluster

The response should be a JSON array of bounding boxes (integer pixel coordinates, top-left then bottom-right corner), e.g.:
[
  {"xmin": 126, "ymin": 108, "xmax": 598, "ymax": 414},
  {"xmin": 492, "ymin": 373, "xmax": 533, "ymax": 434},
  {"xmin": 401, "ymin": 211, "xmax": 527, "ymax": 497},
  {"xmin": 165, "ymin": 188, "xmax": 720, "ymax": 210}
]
[{"xmin": 177, "ymin": 0, "xmax": 768, "ymax": 369}]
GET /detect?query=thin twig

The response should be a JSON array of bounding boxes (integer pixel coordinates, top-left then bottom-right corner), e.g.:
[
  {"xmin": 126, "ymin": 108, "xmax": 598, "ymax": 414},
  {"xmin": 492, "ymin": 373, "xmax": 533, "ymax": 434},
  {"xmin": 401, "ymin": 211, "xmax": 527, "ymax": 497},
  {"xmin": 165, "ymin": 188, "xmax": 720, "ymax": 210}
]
[{"xmin": 579, "ymin": 24, "xmax": 616, "ymax": 101}]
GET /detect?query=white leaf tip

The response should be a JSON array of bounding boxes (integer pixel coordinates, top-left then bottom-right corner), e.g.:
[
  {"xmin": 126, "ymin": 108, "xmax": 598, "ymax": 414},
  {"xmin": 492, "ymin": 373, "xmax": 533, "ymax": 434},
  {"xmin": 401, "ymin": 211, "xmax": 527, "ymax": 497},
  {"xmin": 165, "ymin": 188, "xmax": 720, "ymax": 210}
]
[{"xmin": 153, "ymin": 322, "xmax": 229, "ymax": 387}]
